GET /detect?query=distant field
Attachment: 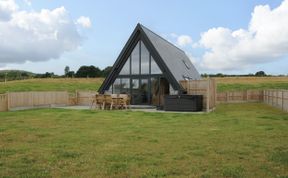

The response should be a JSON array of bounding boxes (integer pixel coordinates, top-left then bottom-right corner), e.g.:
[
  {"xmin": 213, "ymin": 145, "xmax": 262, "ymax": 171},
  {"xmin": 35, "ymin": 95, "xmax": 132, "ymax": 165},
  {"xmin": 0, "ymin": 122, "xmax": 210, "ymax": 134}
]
[
  {"xmin": 214, "ymin": 77, "xmax": 288, "ymax": 92},
  {"xmin": 0, "ymin": 77, "xmax": 288, "ymax": 93},
  {"xmin": 0, "ymin": 103, "xmax": 287, "ymax": 177},
  {"xmin": 0, "ymin": 78, "xmax": 103, "ymax": 94}
]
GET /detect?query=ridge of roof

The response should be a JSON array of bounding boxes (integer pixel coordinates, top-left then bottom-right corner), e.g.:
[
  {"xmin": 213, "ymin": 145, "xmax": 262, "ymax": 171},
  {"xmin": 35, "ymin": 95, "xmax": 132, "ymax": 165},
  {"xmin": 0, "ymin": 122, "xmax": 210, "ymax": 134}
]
[{"xmin": 138, "ymin": 23, "xmax": 187, "ymax": 55}]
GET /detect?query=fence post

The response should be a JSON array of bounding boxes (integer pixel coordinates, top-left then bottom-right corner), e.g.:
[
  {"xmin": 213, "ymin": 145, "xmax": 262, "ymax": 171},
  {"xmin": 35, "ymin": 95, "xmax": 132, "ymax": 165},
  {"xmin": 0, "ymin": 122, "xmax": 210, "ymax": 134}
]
[
  {"xmin": 214, "ymin": 79, "xmax": 217, "ymax": 108},
  {"xmin": 76, "ymin": 90, "xmax": 78, "ymax": 105},
  {"xmin": 6, "ymin": 92, "xmax": 10, "ymax": 111},
  {"xmin": 269, "ymin": 90, "xmax": 272, "ymax": 105},
  {"xmin": 282, "ymin": 90, "xmax": 284, "ymax": 111},
  {"xmin": 246, "ymin": 90, "xmax": 248, "ymax": 101},
  {"xmin": 206, "ymin": 79, "xmax": 210, "ymax": 112}
]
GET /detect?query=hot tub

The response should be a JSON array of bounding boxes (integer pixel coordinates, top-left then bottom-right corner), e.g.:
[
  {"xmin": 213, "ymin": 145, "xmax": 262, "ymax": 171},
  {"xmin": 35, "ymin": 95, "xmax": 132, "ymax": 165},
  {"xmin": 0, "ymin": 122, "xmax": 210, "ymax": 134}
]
[{"xmin": 164, "ymin": 95, "xmax": 203, "ymax": 112}]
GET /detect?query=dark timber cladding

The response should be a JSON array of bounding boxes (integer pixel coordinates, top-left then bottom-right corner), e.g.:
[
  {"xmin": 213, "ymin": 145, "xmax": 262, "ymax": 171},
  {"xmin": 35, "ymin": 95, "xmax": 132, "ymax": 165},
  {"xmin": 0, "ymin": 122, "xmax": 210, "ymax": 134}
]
[{"xmin": 98, "ymin": 23, "xmax": 201, "ymax": 105}]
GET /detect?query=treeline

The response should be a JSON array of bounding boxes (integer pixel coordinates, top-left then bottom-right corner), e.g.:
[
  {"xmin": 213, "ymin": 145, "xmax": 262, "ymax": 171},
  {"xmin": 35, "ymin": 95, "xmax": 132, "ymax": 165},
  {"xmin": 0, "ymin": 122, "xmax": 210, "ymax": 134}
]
[
  {"xmin": 64, "ymin": 66, "xmax": 112, "ymax": 78},
  {"xmin": 0, "ymin": 70, "xmax": 33, "ymax": 82},
  {"xmin": 0, "ymin": 65, "xmax": 113, "ymax": 81},
  {"xmin": 1, "ymin": 68, "xmax": 287, "ymax": 82},
  {"xmin": 34, "ymin": 65, "xmax": 113, "ymax": 78},
  {"xmin": 201, "ymin": 71, "xmax": 287, "ymax": 77}
]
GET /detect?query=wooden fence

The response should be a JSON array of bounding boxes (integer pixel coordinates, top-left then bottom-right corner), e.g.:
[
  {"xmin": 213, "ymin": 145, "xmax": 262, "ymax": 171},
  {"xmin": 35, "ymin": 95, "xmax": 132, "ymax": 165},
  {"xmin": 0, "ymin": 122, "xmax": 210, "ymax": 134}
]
[
  {"xmin": 264, "ymin": 90, "xmax": 288, "ymax": 112},
  {"xmin": 217, "ymin": 90, "xmax": 263, "ymax": 103},
  {"xmin": 76, "ymin": 90, "xmax": 98, "ymax": 106},
  {"xmin": 0, "ymin": 91, "xmax": 69, "ymax": 111},
  {"xmin": 0, "ymin": 89, "xmax": 287, "ymax": 112},
  {"xmin": 180, "ymin": 79, "xmax": 216, "ymax": 112},
  {"xmin": 0, "ymin": 94, "xmax": 8, "ymax": 112}
]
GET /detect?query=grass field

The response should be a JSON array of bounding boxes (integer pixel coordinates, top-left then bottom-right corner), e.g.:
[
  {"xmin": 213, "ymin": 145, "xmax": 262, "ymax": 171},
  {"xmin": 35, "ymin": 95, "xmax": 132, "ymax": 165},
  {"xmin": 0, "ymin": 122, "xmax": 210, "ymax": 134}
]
[
  {"xmin": 0, "ymin": 78, "xmax": 103, "ymax": 94},
  {"xmin": 215, "ymin": 77, "xmax": 288, "ymax": 92},
  {"xmin": 0, "ymin": 77, "xmax": 287, "ymax": 94},
  {"xmin": 0, "ymin": 103, "xmax": 287, "ymax": 177}
]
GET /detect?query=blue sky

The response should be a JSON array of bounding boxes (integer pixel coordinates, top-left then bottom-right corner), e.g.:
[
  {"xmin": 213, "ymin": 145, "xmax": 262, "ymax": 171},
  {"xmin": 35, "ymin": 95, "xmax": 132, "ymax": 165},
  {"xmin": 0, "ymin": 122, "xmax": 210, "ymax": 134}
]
[{"xmin": 0, "ymin": 0, "xmax": 287, "ymax": 75}]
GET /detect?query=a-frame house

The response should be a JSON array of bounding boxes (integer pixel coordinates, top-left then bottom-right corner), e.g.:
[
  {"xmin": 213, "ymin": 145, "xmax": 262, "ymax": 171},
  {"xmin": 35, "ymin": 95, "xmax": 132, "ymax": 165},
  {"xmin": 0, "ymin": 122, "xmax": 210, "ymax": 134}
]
[{"xmin": 99, "ymin": 24, "xmax": 201, "ymax": 106}]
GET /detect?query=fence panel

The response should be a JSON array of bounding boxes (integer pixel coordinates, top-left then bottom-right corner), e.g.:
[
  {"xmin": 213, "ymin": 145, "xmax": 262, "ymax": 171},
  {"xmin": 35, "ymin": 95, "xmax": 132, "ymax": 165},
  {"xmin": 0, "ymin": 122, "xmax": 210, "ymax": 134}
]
[
  {"xmin": 264, "ymin": 90, "xmax": 288, "ymax": 112},
  {"xmin": 8, "ymin": 91, "xmax": 69, "ymax": 110},
  {"xmin": 217, "ymin": 90, "xmax": 263, "ymax": 103},
  {"xmin": 180, "ymin": 79, "xmax": 216, "ymax": 112},
  {"xmin": 76, "ymin": 91, "xmax": 98, "ymax": 106},
  {"xmin": 0, "ymin": 94, "xmax": 8, "ymax": 111}
]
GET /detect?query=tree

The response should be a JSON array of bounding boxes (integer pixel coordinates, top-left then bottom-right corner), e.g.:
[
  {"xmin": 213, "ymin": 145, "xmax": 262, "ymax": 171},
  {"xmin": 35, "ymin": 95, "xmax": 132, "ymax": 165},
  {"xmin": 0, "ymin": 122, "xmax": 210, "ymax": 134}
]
[
  {"xmin": 255, "ymin": 71, "xmax": 266, "ymax": 77},
  {"xmin": 75, "ymin": 65, "xmax": 101, "ymax": 78},
  {"xmin": 44, "ymin": 72, "xmax": 54, "ymax": 78},
  {"xmin": 216, "ymin": 73, "xmax": 224, "ymax": 77},
  {"xmin": 101, "ymin": 66, "xmax": 112, "ymax": 77},
  {"xmin": 66, "ymin": 71, "xmax": 75, "ymax": 78},
  {"xmin": 201, "ymin": 73, "xmax": 208, "ymax": 78},
  {"xmin": 64, "ymin": 66, "xmax": 70, "ymax": 76}
]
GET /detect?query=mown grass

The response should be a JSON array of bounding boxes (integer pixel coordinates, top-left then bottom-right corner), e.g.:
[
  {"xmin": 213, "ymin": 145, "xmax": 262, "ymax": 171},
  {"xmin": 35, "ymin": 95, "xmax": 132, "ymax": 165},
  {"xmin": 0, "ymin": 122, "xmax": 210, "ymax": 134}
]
[
  {"xmin": 0, "ymin": 103, "xmax": 287, "ymax": 177},
  {"xmin": 0, "ymin": 78, "xmax": 103, "ymax": 94}
]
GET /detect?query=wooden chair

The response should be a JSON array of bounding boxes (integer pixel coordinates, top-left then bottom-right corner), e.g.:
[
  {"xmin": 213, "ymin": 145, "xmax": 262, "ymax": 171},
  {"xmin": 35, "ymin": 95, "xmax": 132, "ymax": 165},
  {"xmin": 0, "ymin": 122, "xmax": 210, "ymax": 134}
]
[
  {"xmin": 111, "ymin": 94, "xmax": 120, "ymax": 109},
  {"xmin": 89, "ymin": 92, "xmax": 99, "ymax": 109},
  {"xmin": 95, "ymin": 94, "xmax": 105, "ymax": 110},
  {"xmin": 103, "ymin": 94, "xmax": 115, "ymax": 110},
  {"xmin": 118, "ymin": 94, "xmax": 130, "ymax": 109}
]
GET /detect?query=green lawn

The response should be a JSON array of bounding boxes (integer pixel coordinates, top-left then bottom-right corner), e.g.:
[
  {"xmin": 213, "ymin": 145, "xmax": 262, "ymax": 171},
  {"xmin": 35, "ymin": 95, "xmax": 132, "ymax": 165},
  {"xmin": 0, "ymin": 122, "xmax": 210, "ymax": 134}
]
[
  {"xmin": 215, "ymin": 77, "xmax": 288, "ymax": 92},
  {"xmin": 0, "ymin": 103, "xmax": 287, "ymax": 177},
  {"xmin": 1, "ymin": 77, "xmax": 288, "ymax": 94},
  {"xmin": 0, "ymin": 78, "xmax": 103, "ymax": 94},
  {"xmin": 217, "ymin": 82, "xmax": 288, "ymax": 92}
]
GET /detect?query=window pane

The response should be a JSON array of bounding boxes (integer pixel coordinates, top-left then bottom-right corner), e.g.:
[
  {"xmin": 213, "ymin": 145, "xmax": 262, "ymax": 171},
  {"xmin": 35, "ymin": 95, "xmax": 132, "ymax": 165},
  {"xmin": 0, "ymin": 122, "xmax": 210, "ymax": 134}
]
[
  {"xmin": 151, "ymin": 77, "xmax": 159, "ymax": 105},
  {"xmin": 131, "ymin": 79, "xmax": 140, "ymax": 104},
  {"xmin": 141, "ymin": 41, "xmax": 149, "ymax": 74},
  {"xmin": 132, "ymin": 79, "xmax": 139, "ymax": 89},
  {"xmin": 113, "ymin": 78, "xmax": 121, "ymax": 94},
  {"xmin": 120, "ymin": 78, "xmax": 130, "ymax": 94},
  {"xmin": 119, "ymin": 57, "xmax": 130, "ymax": 75},
  {"xmin": 151, "ymin": 56, "xmax": 162, "ymax": 74},
  {"xmin": 107, "ymin": 85, "xmax": 112, "ymax": 94},
  {"xmin": 140, "ymin": 79, "xmax": 149, "ymax": 104},
  {"xmin": 131, "ymin": 42, "xmax": 140, "ymax": 74}
]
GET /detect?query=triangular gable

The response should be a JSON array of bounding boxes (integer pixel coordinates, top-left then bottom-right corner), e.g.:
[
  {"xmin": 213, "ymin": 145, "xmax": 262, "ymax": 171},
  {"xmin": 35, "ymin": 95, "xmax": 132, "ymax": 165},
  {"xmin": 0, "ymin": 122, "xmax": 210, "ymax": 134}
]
[{"xmin": 98, "ymin": 24, "xmax": 183, "ymax": 93}]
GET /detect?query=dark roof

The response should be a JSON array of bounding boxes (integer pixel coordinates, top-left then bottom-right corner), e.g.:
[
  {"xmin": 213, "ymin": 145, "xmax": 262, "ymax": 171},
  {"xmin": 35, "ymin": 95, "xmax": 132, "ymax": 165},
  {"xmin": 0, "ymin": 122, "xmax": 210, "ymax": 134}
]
[
  {"xmin": 140, "ymin": 24, "xmax": 201, "ymax": 81},
  {"xmin": 98, "ymin": 23, "xmax": 201, "ymax": 93}
]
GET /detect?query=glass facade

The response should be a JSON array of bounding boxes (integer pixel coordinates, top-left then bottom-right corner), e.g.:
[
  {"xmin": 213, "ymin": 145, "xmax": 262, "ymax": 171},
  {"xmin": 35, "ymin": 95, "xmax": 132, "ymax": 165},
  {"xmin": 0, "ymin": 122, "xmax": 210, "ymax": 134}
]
[
  {"xmin": 151, "ymin": 77, "xmax": 159, "ymax": 105},
  {"xmin": 119, "ymin": 56, "xmax": 130, "ymax": 75},
  {"xmin": 113, "ymin": 78, "xmax": 121, "ymax": 94},
  {"xmin": 140, "ymin": 79, "xmax": 149, "ymax": 104},
  {"xmin": 141, "ymin": 41, "xmax": 150, "ymax": 74},
  {"xmin": 110, "ymin": 40, "xmax": 168, "ymax": 105},
  {"xmin": 151, "ymin": 56, "xmax": 161, "ymax": 74},
  {"xmin": 131, "ymin": 42, "xmax": 140, "ymax": 74},
  {"xmin": 120, "ymin": 78, "xmax": 130, "ymax": 94}
]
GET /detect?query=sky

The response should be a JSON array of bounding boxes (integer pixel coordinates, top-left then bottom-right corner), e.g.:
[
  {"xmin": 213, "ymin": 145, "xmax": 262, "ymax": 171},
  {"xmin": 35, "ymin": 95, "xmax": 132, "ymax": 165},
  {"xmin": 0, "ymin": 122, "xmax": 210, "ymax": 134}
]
[{"xmin": 0, "ymin": 0, "xmax": 287, "ymax": 75}]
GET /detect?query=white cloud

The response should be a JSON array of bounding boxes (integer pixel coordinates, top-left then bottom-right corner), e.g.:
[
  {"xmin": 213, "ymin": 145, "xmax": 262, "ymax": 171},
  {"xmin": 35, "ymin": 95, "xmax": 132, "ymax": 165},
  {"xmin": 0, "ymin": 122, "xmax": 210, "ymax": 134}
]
[
  {"xmin": 199, "ymin": 0, "xmax": 288, "ymax": 70},
  {"xmin": 176, "ymin": 35, "xmax": 192, "ymax": 47},
  {"xmin": 76, "ymin": 16, "xmax": 91, "ymax": 28},
  {"xmin": 0, "ymin": 0, "xmax": 18, "ymax": 21},
  {"xmin": 23, "ymin": 0, "xmax": 32, "ymax": 6},
  {"xmin": 0, "ymin": 0, "xmax": 91, "ymax": 66},
  {"xmin": 185, "ymin": 52, "xmax": 198, "ymax": 65}
]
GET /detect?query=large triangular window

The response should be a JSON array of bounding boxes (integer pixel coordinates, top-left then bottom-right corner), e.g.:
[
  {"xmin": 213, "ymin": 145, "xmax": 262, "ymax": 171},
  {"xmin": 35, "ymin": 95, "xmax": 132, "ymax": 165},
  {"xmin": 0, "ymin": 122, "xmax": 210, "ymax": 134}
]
[
  {"xmin": 131, "ymin": 42, "xmax": 140, "ymax": 74},
  {"xmin": 119, "ymin": 56, "xmax": 130, "ymax": 75},
  {"xmin": 118, "ymin": 40, "xmax": 162, "ymax": 76},
  {"xmin": 151, "ymin": 56, "xmax": 162, "ymax": 74},
  {"xmin": 141, "ymin": 41, "xmax": 149, "ymax": 74}
]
